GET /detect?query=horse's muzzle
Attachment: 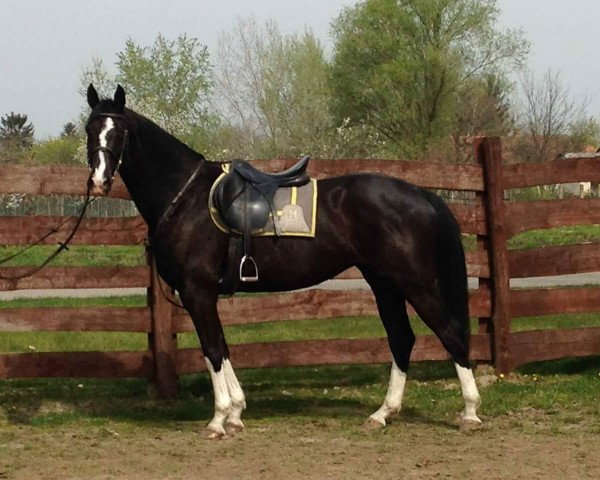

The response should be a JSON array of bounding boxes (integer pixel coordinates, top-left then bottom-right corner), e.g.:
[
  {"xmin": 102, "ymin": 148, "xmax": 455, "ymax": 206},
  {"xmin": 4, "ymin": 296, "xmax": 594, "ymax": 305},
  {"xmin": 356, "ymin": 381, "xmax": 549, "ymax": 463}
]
[{"xmin": 88, "ymin": 175, "xmax": 111, "ymax": 196}]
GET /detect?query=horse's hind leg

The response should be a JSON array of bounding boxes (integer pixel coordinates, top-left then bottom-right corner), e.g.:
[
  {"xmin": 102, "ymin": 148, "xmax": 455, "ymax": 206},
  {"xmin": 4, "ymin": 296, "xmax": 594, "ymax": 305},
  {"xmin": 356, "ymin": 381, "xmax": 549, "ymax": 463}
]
[
  {"xmin": 363, "ymin": 276, "xmax": 415, "ymax": 428},
  {"xmin": 405, "ymin": 287, "xmax": 482, "ymax": 428}
]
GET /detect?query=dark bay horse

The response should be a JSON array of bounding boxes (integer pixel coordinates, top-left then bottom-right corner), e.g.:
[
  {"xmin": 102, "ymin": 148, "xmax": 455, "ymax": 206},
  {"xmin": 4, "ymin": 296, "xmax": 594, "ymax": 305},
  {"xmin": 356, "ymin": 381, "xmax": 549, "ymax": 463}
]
[{"xmin": 85, "ymin": 85, "xmax": 481, "ymax": 438}]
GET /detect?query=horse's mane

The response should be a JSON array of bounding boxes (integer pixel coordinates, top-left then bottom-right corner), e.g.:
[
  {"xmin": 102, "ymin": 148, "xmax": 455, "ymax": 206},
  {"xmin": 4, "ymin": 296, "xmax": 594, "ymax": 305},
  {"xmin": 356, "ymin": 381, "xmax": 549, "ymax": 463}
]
[
  {"xmin": 91, "ymin": 99, "xmax": 206, "ymax": 164},
  {"xmin": 123, "ymin": 107, "xmax": 207, "ymax": 164}
]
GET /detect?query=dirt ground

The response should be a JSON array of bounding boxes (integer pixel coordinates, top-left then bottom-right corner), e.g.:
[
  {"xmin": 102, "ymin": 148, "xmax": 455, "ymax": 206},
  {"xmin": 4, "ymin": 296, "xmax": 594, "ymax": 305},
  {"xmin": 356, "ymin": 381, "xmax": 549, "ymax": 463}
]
[{"xmin": 1, "ymin": 413, "xmax": 598, "ymax": 480}]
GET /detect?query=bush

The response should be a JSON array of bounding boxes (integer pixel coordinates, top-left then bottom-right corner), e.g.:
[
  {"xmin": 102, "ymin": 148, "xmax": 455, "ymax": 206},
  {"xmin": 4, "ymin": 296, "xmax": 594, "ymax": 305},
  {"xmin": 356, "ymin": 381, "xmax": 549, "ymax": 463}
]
[{"xmin": 30, "ymin": 136, "xmax": 81, "ymax": 165}]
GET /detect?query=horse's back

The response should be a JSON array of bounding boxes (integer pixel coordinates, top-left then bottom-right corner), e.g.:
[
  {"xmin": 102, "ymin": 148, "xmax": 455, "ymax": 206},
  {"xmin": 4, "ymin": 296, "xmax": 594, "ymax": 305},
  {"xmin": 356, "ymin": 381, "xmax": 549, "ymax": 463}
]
[{"xmin": 317, "ymin": 172, "xmax": 440, "ymax": 228}]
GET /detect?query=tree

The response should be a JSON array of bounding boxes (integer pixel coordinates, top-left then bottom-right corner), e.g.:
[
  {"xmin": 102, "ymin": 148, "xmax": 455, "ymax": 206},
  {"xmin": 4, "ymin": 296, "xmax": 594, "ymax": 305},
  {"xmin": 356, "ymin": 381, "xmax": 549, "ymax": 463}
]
[
  {"xmin": 330, "ymin": 0, "xmax": 528, "ymax": 156},
  {"xmin": 449, "ymin": 74, "xmax": 514, "ymax": 161},
  {"xmin": 116, "ymin": 34, "xmax": 215, "ymax": 143},
  {"xmin": 61, "ymin": 122, "xmax": 78, "ymax": 138},
  {"xmin": 0, "ymin": 112, "xmax": 34, "ymax": 148},
  {"xmin": 213, "ymin": 19, "xmax": 336, "ymax": 158},
  {"xmin": 514, "ymin": 70, "xmax": 597, "ymax": 162},
  {"xmin": 30, "ymin": 136, "xmax": 80, "ymax": 165},
  {"xmin": 80, "ymin": 57, "xmax": 114, "ymax": 101}
]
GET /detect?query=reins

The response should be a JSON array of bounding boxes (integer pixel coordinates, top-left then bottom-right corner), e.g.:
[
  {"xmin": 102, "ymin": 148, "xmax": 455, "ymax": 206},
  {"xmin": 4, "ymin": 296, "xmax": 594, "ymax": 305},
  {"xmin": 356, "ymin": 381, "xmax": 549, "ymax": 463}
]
[
  {"xmin": 0, "ymin": 112, "xmax": 129, "ymax": 282},
  {"xmin": 0, "ymin": 186, "xmax": 93, "ymax": 281},
  {"xmin": 149, "ymin": 161, "xmax": 206, "ymax": 309},
  {"xmin": 153, "ymin": 161, "xmax": 203, "ymax": 236},
  {"xmin": 150, "ymin": 159, "xmax": 234, "ymax": 309}
]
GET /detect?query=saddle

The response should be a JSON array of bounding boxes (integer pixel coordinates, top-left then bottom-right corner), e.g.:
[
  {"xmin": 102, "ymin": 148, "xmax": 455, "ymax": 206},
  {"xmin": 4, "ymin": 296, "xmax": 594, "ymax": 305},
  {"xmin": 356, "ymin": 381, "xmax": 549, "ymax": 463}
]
[{"xmin": 212, "ymin": 156, "xmax": 310, "ymax": 284}]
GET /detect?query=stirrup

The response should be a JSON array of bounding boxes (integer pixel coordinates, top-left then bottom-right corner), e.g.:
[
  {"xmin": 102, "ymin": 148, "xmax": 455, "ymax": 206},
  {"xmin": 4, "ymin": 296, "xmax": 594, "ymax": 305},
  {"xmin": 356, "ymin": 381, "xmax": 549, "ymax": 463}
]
[{"xmin": 239, "ymin": 255, "xmax": 259, "ymax": 282}]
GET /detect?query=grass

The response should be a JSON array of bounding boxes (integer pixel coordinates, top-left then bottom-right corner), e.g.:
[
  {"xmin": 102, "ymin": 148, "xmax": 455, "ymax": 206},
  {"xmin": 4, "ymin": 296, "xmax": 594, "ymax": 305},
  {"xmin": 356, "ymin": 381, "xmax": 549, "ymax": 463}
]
[
  {"xmin": 508, "ymin": 225, "xmax": 600, "ymax": 250},
  {"xmin": 0, "ymin": 357, "xmax": 598, "ymax": 434},
  {"xmin": 2, "ymin": 295, "xmax": 600, "ymax": 354},
  {"xmin": 461, "ymin": 224, "xmax": 600, "ymax": 252},
  {"xmin": 0, "ymin": 300, "xmax": 598, "ymax": 438},
  {"xmin": 0, "ymin": 245, "xmax": 145, "ymax": 267},
  {"xmin": 1, "ymin": 225, "xmax": 600, "ymax": 268}
]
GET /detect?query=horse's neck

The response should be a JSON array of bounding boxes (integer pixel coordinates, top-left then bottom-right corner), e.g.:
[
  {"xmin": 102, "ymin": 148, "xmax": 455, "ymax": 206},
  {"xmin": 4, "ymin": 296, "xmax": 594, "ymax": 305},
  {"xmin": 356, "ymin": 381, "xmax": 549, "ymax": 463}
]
[{"xmin": 119, "ymin": 113, "xmax": 210, "ymax": 231}]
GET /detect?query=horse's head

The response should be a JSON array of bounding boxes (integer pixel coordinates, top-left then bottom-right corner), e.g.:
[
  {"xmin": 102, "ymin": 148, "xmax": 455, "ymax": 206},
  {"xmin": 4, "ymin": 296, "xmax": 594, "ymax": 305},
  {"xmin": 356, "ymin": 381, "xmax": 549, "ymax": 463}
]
[{"xmin": 85, "ymin": 84, "xmax": 128, "ymax": 196}]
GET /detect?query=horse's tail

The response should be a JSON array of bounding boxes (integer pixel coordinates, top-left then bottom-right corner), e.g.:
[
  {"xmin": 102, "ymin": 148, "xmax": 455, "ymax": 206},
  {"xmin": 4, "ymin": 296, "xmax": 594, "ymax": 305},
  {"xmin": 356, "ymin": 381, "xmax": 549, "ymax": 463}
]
[{"xmin": 422, "ymin": 189, "xmax": 470, "ymax": 347}]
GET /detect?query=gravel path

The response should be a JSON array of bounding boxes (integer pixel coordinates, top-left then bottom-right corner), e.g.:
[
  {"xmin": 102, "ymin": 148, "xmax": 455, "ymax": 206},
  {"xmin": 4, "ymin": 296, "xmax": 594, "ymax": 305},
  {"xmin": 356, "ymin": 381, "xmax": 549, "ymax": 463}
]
[{"xmin": 1, "ymin": 273, "xmax": 600, "ymax": 300}]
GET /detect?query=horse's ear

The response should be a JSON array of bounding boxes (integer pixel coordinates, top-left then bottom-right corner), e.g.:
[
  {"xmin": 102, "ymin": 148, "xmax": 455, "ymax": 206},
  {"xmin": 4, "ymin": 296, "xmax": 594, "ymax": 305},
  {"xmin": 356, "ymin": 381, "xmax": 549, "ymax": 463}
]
[
  {"xmin": 87, "ymin": 84, "xmax": 100, "ymax": 108},
  {"xmin": 114, "ymin": 85, "xmax": 126, "ymax": 112}
]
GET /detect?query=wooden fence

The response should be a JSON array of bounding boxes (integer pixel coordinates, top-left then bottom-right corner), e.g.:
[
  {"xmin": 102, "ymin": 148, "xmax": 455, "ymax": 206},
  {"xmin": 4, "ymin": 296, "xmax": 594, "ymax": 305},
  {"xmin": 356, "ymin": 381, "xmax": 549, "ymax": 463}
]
[{"xmin": 0, "ymin": 137, "xmax": 599, "ymax": 397}]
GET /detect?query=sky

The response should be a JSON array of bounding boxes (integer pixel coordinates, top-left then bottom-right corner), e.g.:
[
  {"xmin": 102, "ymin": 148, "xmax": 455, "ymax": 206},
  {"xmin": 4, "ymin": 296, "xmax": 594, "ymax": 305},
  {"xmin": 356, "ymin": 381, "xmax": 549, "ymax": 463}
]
[{"xmin": 1, "ymin": 0, "xmax": 599, "ymax": 139}]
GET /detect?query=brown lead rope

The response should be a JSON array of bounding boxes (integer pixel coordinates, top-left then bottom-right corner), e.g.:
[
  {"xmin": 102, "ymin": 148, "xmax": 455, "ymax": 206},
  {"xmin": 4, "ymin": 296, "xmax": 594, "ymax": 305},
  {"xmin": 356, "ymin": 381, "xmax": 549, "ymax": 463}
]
[{"xmin": 0, "ymin": 186, "xmax": 93, "ymax": 281}]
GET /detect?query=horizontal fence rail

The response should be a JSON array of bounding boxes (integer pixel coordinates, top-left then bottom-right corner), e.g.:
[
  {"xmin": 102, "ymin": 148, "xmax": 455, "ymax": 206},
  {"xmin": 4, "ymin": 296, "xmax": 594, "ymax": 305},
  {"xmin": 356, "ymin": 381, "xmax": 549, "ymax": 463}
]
[
  {"xmin": 0, "ymin": 216, "xmax": 146, "ymax": 245},
  {"xmin": 503, "ymin": 156, "xmax": 600, "ymax": 189},
  {"xmin": 1, "ymin": 141, "xmax": 599, "ymax": 393},
  {"xmin": 0, "ymin": 266, "xmax": 150, "ymax": 291}
]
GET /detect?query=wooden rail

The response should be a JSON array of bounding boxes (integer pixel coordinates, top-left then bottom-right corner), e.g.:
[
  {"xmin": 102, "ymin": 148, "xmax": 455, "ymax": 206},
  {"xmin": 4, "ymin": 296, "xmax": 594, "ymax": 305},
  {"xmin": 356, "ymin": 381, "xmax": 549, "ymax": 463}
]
[{"xmin": 1, "ymin": 141, "xmax": 599, "ymax": 393}]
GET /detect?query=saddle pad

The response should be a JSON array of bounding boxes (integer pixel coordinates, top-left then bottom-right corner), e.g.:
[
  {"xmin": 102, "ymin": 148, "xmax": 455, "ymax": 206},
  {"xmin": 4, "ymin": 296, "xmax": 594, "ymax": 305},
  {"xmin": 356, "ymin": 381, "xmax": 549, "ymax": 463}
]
[{"xmin": 209, "ymin": 166, "xmax": 318, "ymax": 238}]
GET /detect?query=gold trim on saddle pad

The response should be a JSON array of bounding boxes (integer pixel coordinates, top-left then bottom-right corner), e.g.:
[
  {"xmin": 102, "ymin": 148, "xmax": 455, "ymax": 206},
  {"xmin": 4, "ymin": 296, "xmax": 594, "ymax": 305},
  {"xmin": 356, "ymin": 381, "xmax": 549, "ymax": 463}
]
[{"xmin": 208, "ymin": 164, "xmax": 318, "ymax": 238}]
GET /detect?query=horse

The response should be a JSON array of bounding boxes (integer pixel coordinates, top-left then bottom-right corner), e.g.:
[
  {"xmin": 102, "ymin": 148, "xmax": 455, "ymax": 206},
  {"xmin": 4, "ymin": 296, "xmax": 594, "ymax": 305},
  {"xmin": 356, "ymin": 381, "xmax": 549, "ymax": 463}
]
[{"xmin": 85, "ymin": 84, "xmax": 481, "ymax": 438}]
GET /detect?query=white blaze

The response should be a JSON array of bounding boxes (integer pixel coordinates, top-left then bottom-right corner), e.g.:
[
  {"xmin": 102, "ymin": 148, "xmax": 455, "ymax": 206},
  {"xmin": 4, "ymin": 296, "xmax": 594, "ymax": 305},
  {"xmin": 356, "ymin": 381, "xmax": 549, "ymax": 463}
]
[{"xmin": 91, "ymin": 118, "xmax": 114, "ymax": 189}]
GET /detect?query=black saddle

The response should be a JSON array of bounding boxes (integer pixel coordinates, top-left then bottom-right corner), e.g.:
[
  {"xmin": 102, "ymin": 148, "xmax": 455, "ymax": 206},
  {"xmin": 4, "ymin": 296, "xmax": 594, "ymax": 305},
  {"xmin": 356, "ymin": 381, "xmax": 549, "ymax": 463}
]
[{"xmin": 212, "ymin": 156, "xmax": 310, "ymax": 284}]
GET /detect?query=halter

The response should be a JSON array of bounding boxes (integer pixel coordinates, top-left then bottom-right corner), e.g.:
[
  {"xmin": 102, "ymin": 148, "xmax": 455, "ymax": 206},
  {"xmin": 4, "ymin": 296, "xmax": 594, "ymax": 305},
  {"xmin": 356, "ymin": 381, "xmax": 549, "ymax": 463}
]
[{"xmin": 88, "ymin": 112, "xmax": 129, "ymax": 180}]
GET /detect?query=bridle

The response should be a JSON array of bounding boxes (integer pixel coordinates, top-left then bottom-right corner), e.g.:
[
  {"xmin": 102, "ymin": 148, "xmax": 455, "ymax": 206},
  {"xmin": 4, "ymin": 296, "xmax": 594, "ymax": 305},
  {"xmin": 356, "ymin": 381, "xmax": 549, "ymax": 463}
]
[{"xmin": 87, "ymin": 112, "xmax": 129, "ymax": 180}]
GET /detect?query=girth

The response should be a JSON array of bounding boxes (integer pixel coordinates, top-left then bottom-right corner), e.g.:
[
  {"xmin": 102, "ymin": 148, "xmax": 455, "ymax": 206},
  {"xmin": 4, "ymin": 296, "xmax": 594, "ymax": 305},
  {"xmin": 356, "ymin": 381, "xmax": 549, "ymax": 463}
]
[{"xmin": 211, "ymin": 156, "xmax": 310, "ymax": 288}]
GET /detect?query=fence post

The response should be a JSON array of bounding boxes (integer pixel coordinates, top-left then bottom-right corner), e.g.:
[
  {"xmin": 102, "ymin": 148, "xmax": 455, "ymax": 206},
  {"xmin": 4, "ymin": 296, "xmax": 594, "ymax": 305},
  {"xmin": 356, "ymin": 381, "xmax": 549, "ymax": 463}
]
[
  {"xmin": 475, "ymin": 137, "xmax": 512, "ymax": 373},
  {"xmin": 147, "ymin": 251, "xmax": 178, "ymax": 399}
]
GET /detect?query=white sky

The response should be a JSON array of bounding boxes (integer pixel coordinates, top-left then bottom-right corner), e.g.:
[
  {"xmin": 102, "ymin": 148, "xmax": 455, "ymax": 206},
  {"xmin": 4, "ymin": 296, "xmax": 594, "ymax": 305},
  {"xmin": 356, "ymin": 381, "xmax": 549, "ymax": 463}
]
[{"xmin": 1, "ymin": 0, "xmax": 599, "ymax": 138}]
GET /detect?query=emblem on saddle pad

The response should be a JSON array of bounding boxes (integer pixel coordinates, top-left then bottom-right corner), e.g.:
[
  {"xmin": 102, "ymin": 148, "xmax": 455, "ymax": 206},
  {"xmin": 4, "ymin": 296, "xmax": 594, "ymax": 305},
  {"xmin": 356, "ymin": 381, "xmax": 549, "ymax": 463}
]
[{"xmin": 208, "ymin": 157, "xmax": 317, "ymax": 285}]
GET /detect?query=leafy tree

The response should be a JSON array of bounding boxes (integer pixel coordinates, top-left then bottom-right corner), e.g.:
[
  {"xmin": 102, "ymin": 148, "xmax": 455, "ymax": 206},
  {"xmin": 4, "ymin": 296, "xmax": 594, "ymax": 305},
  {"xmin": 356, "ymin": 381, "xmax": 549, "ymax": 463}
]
[
  {"xmin": 115, "ymin": 34, "xmax": 216, "ymax": 143},
  {"xmin": 80, "ymin": 57, "xmax": 114, "ymax": 101},
  {"xmin": 0, "ymin": 112, "xmax": 34, "ymax": 163},
  {"xmin": 514, "ymin": 70, "xmax": 597, "ymax": 162},
  {"xmin": 30, "ymin": 136, "xmax": 80, "ymax": 165},
  {"xmin": 0, "ymin": 112, "xmax": 34, "ymax": 148},
  {"xmin": 330, "ymin": 0, "xmax": 528, "ymax": 156},
  {"xmin": 450, "ymin": 74, "xmax": 514, "ymax": 161},
  {"xmin": 214, "ymin": 19, "xmax": 335, "ymax": 158},
  {"xmin": 61, "ymin": 122, "xmax": 78, "ymax": 138}
]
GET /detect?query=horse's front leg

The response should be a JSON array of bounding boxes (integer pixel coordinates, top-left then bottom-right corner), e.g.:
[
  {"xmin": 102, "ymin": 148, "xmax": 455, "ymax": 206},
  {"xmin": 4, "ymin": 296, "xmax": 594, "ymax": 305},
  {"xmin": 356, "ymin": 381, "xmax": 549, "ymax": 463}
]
[{"xmin": 179, "ymin": 286, "xmax": 246, "ymax": 438}]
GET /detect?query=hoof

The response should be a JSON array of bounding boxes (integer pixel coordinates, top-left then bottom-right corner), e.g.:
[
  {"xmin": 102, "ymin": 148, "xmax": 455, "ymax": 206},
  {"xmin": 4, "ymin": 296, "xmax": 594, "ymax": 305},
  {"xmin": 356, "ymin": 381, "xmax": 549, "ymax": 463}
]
[
  {"xmin": 363, "ymin": 417, "xmax": 385, "ymax": 431},
  {"xmin": 459, "ymin": 418, "xmax": 482, "ymax": 432},
  {"xmin": 203, "ymin": 426, "xmax": 225, "ymax": 440},
  {"xmin": 225, "ymin": 421, "xmax": 245, "ymax": 435}
]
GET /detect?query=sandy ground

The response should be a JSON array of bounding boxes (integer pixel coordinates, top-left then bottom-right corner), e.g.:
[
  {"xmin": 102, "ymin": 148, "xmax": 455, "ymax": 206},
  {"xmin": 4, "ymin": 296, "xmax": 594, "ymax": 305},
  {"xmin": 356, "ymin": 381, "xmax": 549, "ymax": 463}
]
[{"xmin": 1, "ymin": 413, "xmax": 599, "ymax": 480}]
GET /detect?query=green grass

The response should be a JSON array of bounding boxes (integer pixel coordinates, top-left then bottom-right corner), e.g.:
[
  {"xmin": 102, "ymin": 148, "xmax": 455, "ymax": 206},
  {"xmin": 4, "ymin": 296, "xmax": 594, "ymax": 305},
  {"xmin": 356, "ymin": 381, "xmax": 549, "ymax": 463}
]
[
  {"xmin": 508, "ymin": 225, "xmax": 600, "ymax": 250},
  {"xmin": 0, "ymin": 357, "xmax": 598, "ymax": 432},
  {"xmin": 512, "ymin": 312, "xmax": 600, "ymax": 331},
  {"xmin": 2, "ymin": 225, "xmax": 600, "ymax": 267},
  {"xmin": 462, "ymin": 225, "xmax": 600, "ymax": 252},
  {"xmin": 0, "ymin": 298, "xmax": 598, "ymax": 433},
  {"xmin": 0, "ymin": 295, "xmax": 146, "ymax": 309},
  {"xmin": 0, "ymin": 245, "xmax": 144, "ymax": 267},
  {"xmin": 2, "ymin": 294, "xmax": 599, "ymax": 353}
]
